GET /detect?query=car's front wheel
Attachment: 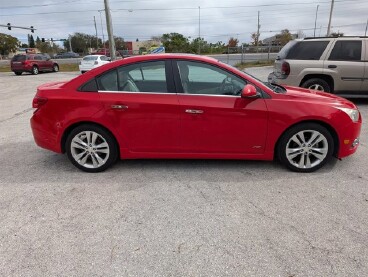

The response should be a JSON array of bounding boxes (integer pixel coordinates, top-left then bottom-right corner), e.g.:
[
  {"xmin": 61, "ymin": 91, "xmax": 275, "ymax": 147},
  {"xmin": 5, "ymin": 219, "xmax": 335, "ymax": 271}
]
[
  {"xmin": 31, "ymin": 65, "xmax": 39, "ymax": 75},
  {"xmin": 278, "ymin": 123, "xmax": 334, "ymax": 172},
  {"xmin": 65, "ymin": 124, "xmax": 118, "ymax": 172},
  {"xmin": 53, "ymin": 64, "xmax": 59, "ymax": 72},
  {"xmin": 301, "ymin": 78, "xmax": 331, "ymax": 92}
]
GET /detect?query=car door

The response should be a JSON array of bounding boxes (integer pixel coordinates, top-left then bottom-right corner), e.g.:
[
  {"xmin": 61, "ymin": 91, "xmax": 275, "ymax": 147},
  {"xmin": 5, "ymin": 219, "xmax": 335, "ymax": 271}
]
[
  {"xmin": 34, "ymin": 54, "xmax": 45, "ymax": 70},
  {"xmin": 96, "ymin": 60, "xmax": 181, "ymax": 153},
  {"xmin": 324, "ymin": 40, "xmax": 364, "ymax": 92},
  {"xmin": 42, "ymin": 54, "xmax": 53, "ymax": 71},
  {"xmin": 174, "ymin": 60, "xmax": 268, "ymax": 154}
]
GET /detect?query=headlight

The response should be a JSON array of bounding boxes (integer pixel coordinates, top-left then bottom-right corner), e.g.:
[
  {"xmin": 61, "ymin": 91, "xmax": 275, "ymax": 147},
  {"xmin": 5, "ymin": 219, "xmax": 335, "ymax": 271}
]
[{"xmin": 335, "ymin": 107, "xmax": 360, "ymax": 122}]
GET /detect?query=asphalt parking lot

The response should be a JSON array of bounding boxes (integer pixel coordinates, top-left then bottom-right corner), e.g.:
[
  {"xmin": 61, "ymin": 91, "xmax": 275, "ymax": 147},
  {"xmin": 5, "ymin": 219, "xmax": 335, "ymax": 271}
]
[{"xmin": 0, "ymin": 69, "xmax": 367, "ymax": 277}]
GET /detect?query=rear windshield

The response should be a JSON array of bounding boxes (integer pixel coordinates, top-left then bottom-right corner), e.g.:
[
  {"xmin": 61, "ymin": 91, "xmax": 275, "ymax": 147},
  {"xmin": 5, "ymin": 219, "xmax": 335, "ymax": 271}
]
[
  {"xmin": 285, "ymin": 41, "xmax": 329, "ymax": 60},
  {"xmin": 83, "ymin": 56, "xmax": 98, "ymax": 61},
  {"xmin": 12, "ymin": 55, "xmax": 27, "ymax": 62}
]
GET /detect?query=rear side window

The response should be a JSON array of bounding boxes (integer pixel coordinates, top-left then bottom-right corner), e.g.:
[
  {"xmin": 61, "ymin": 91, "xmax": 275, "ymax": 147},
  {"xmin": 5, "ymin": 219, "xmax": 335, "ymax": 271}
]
[
  {"xmin": 12, "ymin": 55, "xmax": 26, "ymax": 62},
  {"xmin": 328, "ymin": 41, "xmax": 362, "ymax": 61},
  {"xmin": 286, "ymin": 41, "xmax": 329, "ymax": 60},
  {"xmin": 80, "ymin": 78, "xmax": 98, "ymax": 92}
]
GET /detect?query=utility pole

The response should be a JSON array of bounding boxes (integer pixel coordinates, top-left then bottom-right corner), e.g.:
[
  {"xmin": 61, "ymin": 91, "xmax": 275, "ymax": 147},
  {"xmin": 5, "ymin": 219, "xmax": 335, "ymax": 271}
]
[
  {"xmin": 98, "ymin": 10, "xmax": 106, "ymax": 54},
  {"xmin": 104, "ymin": 0, "xmax": 116, "ymax": 61},
  {"xmin": 198, "ymin": 6, "xmax": 201, "ymax": 54},
  {"xmin": 314, "ymin": 5, "xmax": 319, "ymax": 37},
  {"xmin": 365, "ymin": 19, "xmax": 368, "ymax": 36},
  {"xmin": 256, "ymin": 11, "xmax": 260, "ymax": 53},
  {"xmin": 69, "ymin": 35, "xmax": 73, "ymax": 52},
  {"xmin": 94, "ymin": 16, "xmax": 98, "ymax": 49},
  {"xmin": 326, "ymin": 0, "xmax": 334, "ymax": 36}
]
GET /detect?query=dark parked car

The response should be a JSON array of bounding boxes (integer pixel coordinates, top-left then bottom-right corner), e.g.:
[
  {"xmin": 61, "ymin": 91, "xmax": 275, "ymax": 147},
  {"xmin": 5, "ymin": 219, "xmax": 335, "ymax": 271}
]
[
  {"xmin": 11, "ymin": 54, "xmax": 59, "ymax": 75},
  {"xmin": 54, "ymin": 52, "xmax": 80, "ymax": 59}
]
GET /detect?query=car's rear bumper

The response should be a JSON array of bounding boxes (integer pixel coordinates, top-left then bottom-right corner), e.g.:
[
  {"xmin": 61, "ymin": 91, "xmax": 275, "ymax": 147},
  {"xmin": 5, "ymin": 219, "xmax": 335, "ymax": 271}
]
[
  {"xmin": 30, "ymin": 114, "xmax": 61, "ymax": 153},
  {"xmin": 268, "ymin": 72, "xmax": 300, "ymax": 87}
]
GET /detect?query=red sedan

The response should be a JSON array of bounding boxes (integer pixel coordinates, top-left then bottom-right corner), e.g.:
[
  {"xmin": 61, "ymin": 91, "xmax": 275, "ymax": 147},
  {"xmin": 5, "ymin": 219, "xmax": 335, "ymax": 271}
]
[{"xmin": 31, "ymin": 54, "xmax": 362, "ymax": 173}]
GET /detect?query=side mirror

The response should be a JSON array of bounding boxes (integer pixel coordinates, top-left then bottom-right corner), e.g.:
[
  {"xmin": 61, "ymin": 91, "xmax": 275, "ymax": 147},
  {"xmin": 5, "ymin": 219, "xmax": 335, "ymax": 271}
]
[{"xmin": 241, "ymin": 84, "xmax": 259, "ymax": 98}]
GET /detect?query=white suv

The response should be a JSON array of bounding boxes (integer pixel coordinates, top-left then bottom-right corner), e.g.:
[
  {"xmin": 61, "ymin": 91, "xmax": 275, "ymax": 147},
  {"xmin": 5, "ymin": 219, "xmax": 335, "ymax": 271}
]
[{"xmin": 268, "ymin": 37, "xmax": 368, "ymax": 97}]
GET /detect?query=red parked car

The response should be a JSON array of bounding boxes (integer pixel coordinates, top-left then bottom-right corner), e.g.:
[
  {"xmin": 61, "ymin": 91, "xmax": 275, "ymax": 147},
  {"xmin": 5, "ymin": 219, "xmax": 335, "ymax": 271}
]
[
  {"xmin": 31, "ymin": 54, "xmax": 362, "ymax": 173},
  {"xmin": 11, "ymin": 53, "xmax": 59, "ymax": 75}
]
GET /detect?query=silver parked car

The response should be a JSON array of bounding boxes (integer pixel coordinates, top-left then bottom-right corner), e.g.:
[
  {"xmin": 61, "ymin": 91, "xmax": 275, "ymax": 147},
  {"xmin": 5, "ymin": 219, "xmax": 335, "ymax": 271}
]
[{"xmin": 268, "ymin": 36, "xmax": 368, "ymax": 97}]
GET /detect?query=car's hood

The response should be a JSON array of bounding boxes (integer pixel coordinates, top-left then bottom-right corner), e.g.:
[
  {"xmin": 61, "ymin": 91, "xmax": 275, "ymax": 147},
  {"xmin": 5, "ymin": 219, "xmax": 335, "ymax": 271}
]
[{"xmin": 282, "ymin": 85, "xmax": 357, "ymax": 109}]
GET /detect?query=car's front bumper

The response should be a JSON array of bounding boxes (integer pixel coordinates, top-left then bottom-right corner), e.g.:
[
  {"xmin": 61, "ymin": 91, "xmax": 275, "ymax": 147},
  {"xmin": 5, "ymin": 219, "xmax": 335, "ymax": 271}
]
[{"xmin": 337, "ymin": 120, "xmax": 362, "ymax": 159}]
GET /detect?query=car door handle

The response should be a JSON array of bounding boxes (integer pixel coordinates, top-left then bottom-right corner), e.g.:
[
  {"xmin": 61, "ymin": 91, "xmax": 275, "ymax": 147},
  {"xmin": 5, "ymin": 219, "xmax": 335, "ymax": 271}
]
[
  {"xmin": 111, "ymin": 104, "xmax": 128, "ymax": 110},
  {"xmin": 185, "ymin": 109, "xmax": 204, "ymax": 114},
  {"xmin": 328, "ymin": 65, "xmax": 337, "ymax": 68}
]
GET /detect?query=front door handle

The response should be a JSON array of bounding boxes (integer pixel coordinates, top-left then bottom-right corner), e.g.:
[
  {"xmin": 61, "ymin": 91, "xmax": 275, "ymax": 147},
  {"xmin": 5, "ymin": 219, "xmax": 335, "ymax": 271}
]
[
  {"xmin": 111, "ymin": 104, "xmax": 128, "ymax": 110},
  {"xmin": 185, "ymin": 109, "xmax": 204, "ymax": 114},
  {"xmin": 328, "ymin": 65, "xmax": 337, "ymax": 68}
]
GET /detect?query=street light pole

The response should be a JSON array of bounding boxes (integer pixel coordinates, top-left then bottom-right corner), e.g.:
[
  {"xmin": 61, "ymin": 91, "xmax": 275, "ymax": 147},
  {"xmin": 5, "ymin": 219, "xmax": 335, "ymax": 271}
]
[
  {"xmin": 98, "ymin": 10, "xmax": 106, "ymax": 54},
  {"xmin": 313, "ymin": 5, "xmax": 319, "ymax": 37},
  {"xmin": 326, "ymin": 0, "xmax": 335, "ymax": 36},
  {"xmin": 104, "ymin": 0, "xmax": 116, "ymax": 60},
  {"xmin": 198, "ymin": 6, "xmax": 201, "ymax": 54}
]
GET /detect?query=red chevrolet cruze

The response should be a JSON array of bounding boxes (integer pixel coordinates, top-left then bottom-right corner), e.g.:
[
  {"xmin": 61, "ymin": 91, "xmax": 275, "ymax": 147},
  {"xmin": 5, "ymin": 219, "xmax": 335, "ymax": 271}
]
[{"xmin": 31, "ymin": 54, "xmax": 362, "ymax": 172}]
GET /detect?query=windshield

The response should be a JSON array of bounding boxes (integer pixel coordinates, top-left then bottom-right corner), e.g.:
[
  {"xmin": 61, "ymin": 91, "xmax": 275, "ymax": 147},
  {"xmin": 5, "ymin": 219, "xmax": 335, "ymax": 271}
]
[{"xmin": 83, "ymin": 56, "xmax": 98, "ymax": 61}]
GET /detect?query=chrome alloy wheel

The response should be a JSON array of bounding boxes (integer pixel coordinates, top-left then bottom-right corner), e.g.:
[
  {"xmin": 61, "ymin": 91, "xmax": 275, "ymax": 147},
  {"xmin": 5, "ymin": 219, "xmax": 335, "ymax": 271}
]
[
  {"xmin": 285, "ymin": 130, "xmax": 328, "ymax": 169},
  {"xmin": 70, "ymin": 131, "xmax": 110, "ymax": 169},
  {"xmin": 308, "ymin": 84, "xmax": 325, "ymax": 91}
]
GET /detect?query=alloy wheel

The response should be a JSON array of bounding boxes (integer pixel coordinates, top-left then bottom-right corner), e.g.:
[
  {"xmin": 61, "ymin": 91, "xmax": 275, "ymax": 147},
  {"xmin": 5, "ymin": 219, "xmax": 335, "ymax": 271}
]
[
  {"xmin": 70, "ymin": 131, "xmax": 110, "ymax": 169},
  {"xmin": 285, "ymin": 130, "xmax": 328, "ymax": 169}
]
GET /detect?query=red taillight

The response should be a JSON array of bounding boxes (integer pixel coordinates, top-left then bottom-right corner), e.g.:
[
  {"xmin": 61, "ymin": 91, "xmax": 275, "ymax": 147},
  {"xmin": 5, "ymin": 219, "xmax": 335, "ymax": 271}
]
[
  {"xmin": 281, "ymin": 62, "xmax": 290, "ymax": 76},
  {"xmin": 32, "ymin": 96, "xmax": 48, "ymax": 109}
]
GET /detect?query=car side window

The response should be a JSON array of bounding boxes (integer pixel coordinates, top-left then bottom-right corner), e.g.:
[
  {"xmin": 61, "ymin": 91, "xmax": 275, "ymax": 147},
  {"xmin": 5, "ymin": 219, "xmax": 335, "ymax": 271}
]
[
  {"xmin": 117, "ymin": 61, "xmax": 168, "ymax": 93},
  {"xmin": 34, "ymin": 55, "xmax": 43, "ymax": 61},
  {"xmin": 286, "ymin": 41, "xmax": 329, "ymax": 60},
  {"xmin": 100, "ymin": 56, "xmax": 108, "ymax": 61},
  {"xmin": 176, "ymin": 60, "xmax": 247, "ymax": 96},
  {"xmin": 97, "ymin": 69, "xmax": 118, "ymax": 91},
  {"xmin": 328, "ymin": 41, "xmax": 362, "ymax": 61}
]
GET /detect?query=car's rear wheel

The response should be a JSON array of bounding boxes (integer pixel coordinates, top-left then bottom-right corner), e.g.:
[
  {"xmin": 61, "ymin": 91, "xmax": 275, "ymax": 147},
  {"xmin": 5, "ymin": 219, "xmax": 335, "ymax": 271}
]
[
  {"xmin": 301, "ymin": 78, "xmax": 331, "ymax": 92},
  {"xmin": 53, "ymin": 64, "xmax": 59, "ymax": 72},
  {"xmin": 14, "ymin": 71, "xmax": 22, "ymax": 75},
  {"xmin": 31, "ymin": 65, "xmax": 39, "ymax": 75},
  {"xmin": 278, "ymin": 123, "xmax": 334, "ymax": 172},
  {"xmin": 65, "ymin": 124, "xmax": 118, "ymax": 172}
]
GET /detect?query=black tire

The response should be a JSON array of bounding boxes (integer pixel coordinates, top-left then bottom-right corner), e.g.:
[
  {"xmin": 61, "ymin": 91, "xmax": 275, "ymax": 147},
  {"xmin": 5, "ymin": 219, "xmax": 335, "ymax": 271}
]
[
  {"xmin": 65, "ymin": 124, "xmax": 118, "ymax": 173},
  {"xmin": 278, "ymin": 123, "xmax": 334, "ymax": 173},
  {"xmin": 301, "ymin": 78, "xmax": 331, "ymax": 92},
  {"xmin": 14, "ymin": 71, "xmax": 22, "ymax": 76},
  {"xmin": 52, "ymin": 64, "xmax": 59, "ymax": 72},
  {"xmin": 31, "ymin": 65, "xmax": 39, "ymax": 75}
]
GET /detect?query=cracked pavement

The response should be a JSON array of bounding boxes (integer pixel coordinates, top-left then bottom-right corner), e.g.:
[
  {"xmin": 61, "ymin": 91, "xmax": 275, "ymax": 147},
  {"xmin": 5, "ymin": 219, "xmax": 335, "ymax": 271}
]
[{"xmin": 0, "ymin": 69, "xmax": 367, "ymax": 277}]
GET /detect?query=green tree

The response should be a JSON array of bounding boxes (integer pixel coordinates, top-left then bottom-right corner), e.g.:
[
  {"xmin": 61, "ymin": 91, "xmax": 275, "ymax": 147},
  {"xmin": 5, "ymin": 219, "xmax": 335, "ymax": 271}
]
[
  {"xmin": 21, "ymin": 43, "xmax": 28, "ymax": 48},
  {"xmin": 63, "ymin": 32, "xmax": 101, "ymax": 53},
  {"xmin": 190, "ymin": 37, "xmax": 210, "ymax": 54},
  {"xmin": 28, "ymin": 34, "xmax": 35, "ymax": 48},
  {"xmin": 161, "ymin": 33, "xmax": 190, "ymax": 53},
  {"xmin": 36, "ymin": 40, "xmax": 62, "ymax": 56},
  {"xmin": 0, "ymin": 33, "xmax": 20, "ymax": 56},
  {"xmin": 105, "ymin": 36, "xmax": 125, "ymax": 50},
  {"xmin": 275, "ymin": 29, "xmax": 293, "ymax": 46}
]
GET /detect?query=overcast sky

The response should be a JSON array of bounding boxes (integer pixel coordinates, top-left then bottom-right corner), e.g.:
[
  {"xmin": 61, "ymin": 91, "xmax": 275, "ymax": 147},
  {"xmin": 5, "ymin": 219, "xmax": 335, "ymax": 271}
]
[{"xmin": 1, "ymin": 0, "xmax": 368, "ymax": 46}]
